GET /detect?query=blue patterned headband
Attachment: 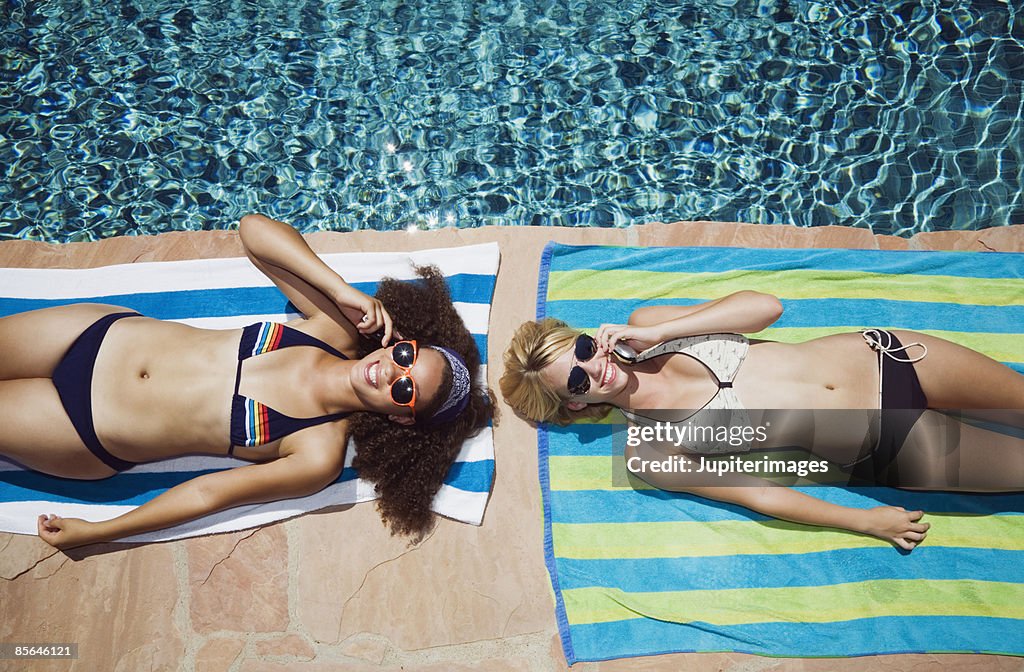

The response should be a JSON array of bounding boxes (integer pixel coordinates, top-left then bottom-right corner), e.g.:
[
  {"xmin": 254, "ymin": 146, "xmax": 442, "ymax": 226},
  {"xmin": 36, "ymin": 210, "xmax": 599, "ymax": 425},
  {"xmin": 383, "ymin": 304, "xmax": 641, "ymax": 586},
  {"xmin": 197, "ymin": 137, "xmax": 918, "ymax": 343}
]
[{"xmin": 426, "ymin": 346, "xmax": 471, "ymax": 426}]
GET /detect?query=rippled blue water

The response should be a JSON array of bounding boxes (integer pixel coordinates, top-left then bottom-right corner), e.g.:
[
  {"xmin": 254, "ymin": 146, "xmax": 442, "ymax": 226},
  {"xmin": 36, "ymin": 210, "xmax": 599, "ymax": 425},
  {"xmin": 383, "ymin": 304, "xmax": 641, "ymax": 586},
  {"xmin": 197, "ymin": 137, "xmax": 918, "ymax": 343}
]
[{"xmin": 1, "ymin": 0, "xmax": 1022, "ymax": 241}]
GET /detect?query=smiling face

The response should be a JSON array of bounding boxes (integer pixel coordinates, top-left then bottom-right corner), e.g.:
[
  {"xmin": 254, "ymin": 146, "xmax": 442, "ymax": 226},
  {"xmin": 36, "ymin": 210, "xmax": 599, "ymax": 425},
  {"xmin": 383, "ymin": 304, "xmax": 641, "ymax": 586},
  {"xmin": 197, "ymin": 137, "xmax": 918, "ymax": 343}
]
[
  {"xmin": 352, "ymin": 343, "xmax": 447, "ymax": 421},
  {"xmin": 539, "ymin": 337, "xmax": 628, "ymax": 408}
]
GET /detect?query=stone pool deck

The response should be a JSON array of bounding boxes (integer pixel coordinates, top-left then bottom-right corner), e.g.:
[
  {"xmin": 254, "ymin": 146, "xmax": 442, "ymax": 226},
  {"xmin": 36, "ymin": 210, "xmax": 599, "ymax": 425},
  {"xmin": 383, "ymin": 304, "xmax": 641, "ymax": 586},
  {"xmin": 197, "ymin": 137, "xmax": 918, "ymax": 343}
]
[{"xmin": 1, "ymin": 221, "xmax": 1023, "ymax": 671}]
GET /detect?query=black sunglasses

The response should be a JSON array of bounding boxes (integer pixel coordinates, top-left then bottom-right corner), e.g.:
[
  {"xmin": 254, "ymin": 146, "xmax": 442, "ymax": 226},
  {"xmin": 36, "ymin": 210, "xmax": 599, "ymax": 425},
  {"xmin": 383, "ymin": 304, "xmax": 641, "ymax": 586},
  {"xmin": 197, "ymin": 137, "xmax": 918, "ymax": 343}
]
[{"xmin": 567, "ymin": 334, "xmax": 598, "ymax": 396}]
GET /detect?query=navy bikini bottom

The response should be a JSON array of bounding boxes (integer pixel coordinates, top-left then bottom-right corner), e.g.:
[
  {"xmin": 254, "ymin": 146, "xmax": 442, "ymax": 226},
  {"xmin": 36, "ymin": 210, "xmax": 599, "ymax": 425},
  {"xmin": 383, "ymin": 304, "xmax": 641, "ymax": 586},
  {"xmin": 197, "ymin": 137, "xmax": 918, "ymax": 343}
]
[
  {"xmin": 851, "ymin": 330, "xmax": 929, "ymax": 486},
  {"xmin": 52, "ymin": 312, "xmax": 141, "ymax": 472}
]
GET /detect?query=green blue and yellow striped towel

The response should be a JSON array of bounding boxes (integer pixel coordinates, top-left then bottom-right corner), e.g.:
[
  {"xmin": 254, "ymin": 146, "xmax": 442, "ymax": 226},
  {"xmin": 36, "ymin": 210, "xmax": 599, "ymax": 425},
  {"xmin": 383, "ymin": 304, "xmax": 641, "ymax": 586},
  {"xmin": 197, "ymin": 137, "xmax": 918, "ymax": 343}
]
[{"xmin": 536, "ymin": 243, "xmax": 1024, "ymax": 663}]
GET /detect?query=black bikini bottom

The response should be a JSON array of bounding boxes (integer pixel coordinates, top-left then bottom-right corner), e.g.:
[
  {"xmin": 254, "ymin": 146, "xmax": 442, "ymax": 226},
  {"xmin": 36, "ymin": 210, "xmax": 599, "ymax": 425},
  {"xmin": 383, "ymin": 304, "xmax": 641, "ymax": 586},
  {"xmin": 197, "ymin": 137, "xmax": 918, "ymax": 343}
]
[
  {"xmin": 52, "ymin": 311, "xmax": 141, "ymax": 472},
  {"xmin": 851, "ymin": 330, "xmax": 929, "ymax": 486}
]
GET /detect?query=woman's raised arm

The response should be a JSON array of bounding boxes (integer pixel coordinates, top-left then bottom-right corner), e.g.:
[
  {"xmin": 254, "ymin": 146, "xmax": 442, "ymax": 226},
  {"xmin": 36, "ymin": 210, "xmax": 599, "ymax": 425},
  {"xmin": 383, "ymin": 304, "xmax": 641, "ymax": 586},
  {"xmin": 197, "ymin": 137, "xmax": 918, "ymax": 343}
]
[
  {"xmin": 596, "ymin": 290, "xmax": 783, "ymax": 352},
  {"xmin": 239, "ymin": 214, "xmax": 393, "ymax": 345}
]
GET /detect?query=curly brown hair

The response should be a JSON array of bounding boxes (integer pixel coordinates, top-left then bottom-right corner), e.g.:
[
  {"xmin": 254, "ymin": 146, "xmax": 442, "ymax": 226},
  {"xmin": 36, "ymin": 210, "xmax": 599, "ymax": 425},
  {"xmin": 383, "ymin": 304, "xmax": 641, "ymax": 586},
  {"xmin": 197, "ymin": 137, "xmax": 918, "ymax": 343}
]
[{"xmin": 348, "ymin": 265, "xmax": 493, "ymax": 539}]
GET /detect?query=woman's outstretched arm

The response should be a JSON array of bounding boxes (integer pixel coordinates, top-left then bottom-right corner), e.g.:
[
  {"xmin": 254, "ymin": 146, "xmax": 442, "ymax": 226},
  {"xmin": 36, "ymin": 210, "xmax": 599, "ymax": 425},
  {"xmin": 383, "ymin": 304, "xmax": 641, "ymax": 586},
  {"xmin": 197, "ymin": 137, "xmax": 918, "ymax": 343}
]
[
  {"xmin": 627, "ymin": 444, "xmax": 930, "ymax": 550},
  {"xmin": 699, "ymin": 484, "xmax": 930, "ymax": 551},
  {"xmin": 596, "ymin": 290, "xmax": 783, "ymax": 352},
  {"xmin": 239, "ymin": 213, "xmax": 393, "ymax": 345},
  {"xmin": 37, "ymin": 441, "xmax": 345, "ymax": 550}
]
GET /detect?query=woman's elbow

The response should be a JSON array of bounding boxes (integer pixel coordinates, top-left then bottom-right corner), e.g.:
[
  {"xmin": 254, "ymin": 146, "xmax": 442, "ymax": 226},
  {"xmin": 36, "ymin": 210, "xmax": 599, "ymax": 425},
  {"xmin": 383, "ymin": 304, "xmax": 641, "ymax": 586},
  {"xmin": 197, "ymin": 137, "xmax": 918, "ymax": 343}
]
[
  {"xmin": 190, "ymin": 476, "xmax": 228, "ymax": 514},
  {"xmin": 764, "ymin": 293, "xmax": 783, "ymax": 322},
  {"xmin": 238, "ymin": 213, "xmax": 261, "ymax": 243},
  {"xmin": 239, "ymin": 214, "xmax": 282, "ymax": 257},
  {"xmin": 239, "ymin": 213, "xmax": 271, "ymax": 235},
  {"xmin": 743, "ymin": 291, "xmax": 782, "ymax": 327}
]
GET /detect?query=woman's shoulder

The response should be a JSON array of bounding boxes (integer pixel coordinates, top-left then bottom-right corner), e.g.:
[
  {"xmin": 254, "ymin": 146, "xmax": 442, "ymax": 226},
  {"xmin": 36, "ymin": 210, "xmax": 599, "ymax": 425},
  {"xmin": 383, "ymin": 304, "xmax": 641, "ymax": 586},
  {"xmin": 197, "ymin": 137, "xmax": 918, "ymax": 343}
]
[
  {"xmin": 278, "ymin": 419, "xmax": 351, "ymax": 467},
  {"xmin": 284, "ymin": 313, "xmax": 360, "ymax": 358}
]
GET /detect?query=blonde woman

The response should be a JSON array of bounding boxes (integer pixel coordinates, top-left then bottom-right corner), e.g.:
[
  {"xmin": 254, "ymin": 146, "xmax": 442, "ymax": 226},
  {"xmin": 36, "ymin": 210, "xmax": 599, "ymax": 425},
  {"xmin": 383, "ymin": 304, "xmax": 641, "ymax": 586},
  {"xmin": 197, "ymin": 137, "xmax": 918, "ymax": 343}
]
[{"xmin": 501, "ymin": 291, "xmax": 1024, "ymax": 550}]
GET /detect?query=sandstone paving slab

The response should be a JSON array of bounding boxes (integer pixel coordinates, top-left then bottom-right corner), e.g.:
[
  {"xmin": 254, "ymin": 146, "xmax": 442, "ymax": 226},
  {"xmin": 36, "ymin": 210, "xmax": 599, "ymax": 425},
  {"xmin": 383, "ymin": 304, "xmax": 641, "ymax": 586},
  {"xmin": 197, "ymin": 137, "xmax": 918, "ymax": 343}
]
[
  {"xmin": 0, "ymin": 541, "xmax": 184, "ymax": 671},
  {"xmin": 186, "ymin": 525, "xmax": 289, "ymax": 635},
  {"xmin": 194, "ymin": 637, "xmax": 246, "ymax": 672}
]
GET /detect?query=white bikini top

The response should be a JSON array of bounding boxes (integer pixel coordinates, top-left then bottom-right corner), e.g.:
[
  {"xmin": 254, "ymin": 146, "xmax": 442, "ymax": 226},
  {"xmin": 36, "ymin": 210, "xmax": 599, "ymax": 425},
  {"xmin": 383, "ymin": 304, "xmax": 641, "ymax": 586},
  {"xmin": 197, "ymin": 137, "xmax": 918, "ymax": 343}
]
[{"xmin": 622, "ymin": 333, "xmax": 753, "ymax": 454}]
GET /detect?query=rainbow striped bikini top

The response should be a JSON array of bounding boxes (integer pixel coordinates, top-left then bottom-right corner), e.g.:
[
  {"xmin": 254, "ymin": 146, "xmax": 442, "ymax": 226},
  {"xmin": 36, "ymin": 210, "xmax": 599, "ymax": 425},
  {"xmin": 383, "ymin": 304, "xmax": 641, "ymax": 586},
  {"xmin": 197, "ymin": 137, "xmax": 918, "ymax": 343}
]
[{"xmin": 229, "ymin": 322, "xmax": 351, "ymax": 450}]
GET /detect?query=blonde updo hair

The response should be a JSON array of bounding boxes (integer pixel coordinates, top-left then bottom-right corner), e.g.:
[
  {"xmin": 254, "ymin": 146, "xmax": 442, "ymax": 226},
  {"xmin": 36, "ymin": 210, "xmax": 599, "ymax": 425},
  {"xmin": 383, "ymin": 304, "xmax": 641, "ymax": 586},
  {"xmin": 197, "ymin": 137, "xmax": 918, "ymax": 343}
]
[{"xmin": 500, "ymin": 318, "xmax": 614, "ymax": 426}]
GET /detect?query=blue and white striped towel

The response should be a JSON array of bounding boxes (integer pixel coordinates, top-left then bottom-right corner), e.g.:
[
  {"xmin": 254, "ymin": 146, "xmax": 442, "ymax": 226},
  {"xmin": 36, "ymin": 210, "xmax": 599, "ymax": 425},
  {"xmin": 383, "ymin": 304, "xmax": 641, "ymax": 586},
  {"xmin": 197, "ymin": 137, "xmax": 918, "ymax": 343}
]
[{"xmin": 0, "ymin": 243, "xmax": 498, "ymax": 542}]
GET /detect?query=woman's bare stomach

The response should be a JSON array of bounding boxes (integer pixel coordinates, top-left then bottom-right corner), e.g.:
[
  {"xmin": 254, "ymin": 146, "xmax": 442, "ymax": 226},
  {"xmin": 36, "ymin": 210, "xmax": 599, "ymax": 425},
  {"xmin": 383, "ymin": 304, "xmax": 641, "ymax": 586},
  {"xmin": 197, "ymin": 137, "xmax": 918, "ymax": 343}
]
[
  {"xmin": 737, "ymin": 332, "xmax": 879, "ymax": 409},
  {"xmin": 731, "ymin": 332, "xmax": 882, "ymax": 465},
  {"xmin": 88, "ymin": 316, "xmax": 241, "ymax": 461}
]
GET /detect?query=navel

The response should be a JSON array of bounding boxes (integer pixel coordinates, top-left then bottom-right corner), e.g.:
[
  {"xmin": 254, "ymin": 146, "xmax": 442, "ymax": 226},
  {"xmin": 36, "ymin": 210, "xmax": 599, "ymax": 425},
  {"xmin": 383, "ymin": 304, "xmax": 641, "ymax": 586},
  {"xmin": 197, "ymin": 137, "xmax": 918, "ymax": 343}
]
[
  {"xmin": 825, "ymin": 384, "xmax": 835, "ymax": 391},
  {"xmin": 140, "ymin": 370, "xmax": 150, "ymax": 380}
]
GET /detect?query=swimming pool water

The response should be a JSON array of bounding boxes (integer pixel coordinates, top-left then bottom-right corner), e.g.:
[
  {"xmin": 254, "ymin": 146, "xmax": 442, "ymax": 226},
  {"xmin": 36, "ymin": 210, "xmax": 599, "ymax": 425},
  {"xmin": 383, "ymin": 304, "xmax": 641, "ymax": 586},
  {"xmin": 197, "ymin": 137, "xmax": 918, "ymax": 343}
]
[{"xmin": 2, "ymin": 0, "xmax": 1022, "ymax": 241}]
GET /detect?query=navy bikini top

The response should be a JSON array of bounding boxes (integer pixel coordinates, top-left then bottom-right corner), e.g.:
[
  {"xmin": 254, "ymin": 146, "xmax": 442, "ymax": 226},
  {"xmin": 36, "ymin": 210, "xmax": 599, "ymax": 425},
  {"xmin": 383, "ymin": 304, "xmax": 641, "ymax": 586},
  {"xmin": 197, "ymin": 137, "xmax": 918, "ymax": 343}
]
[{"xmin": 229, "ymin": 322, "xmax": 350, "ymax": 450}]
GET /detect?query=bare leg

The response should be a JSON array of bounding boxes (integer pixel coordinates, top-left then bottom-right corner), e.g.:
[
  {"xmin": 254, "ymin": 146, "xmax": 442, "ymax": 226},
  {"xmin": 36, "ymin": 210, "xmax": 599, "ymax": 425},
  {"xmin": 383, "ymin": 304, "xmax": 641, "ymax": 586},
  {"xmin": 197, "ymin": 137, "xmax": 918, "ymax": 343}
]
[
  {"xmin": 894, "ymin": 413, "xmax": 1024, "ymax": 491},
  {"xmin": 0, "ymin": 379, "xmax": 115, "ymax": 479},
  {"xmin": 0, "ymin": 303, "xmax": 134, "ymax": 380},
  {"xmin": 0, "ymin": 304, "xmax": 132, "ymax": 479},
  {"xmin": 894, "ymin": 330, "xmax": 1024, "ymax": 410},
  {"xmin": 954, "ymin": 421, "xmax": 1024, "ymax": 490},
  {"xmin": 876, "ymin": 332, "xmax": 1024, "ymax": 491}
]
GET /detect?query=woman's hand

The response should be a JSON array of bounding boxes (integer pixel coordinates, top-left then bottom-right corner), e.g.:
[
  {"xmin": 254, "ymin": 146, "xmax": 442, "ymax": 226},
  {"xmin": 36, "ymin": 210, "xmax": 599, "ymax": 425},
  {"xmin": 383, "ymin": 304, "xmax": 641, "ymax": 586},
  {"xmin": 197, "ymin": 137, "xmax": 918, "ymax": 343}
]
[
  {"xmin": 332, "ymin": 283, "xmax": 395, "ymax": 346},
  {"xmin": 37, "ymin": 514, "xmax": 97, "ymax": 550},
  {"xmin": 595, "ymin": 323, "xmax": 662, "ymax": 353},
  {"xmin": 863, "ymin": 506, "xmax": 930, "ymax": 550}
]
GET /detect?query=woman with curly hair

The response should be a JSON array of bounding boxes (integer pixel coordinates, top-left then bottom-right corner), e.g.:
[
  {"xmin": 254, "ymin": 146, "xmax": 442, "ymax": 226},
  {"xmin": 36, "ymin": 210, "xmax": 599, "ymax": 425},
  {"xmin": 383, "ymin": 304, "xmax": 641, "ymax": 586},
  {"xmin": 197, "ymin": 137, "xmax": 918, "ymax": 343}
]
[
  {"xmin": 2, "ymin": 214, "xmax": 491, "ymax": 549},
  {"xmin": 501, "ymin": 293, "xmax": 1024, "ymax": 550}
]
